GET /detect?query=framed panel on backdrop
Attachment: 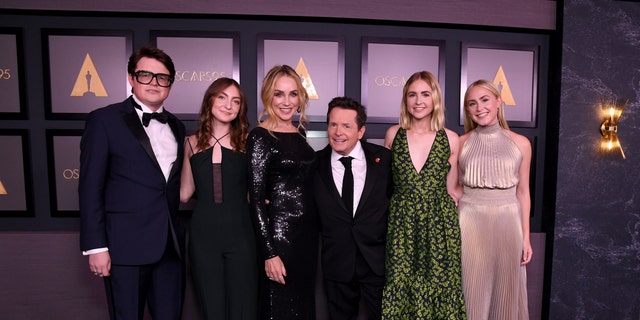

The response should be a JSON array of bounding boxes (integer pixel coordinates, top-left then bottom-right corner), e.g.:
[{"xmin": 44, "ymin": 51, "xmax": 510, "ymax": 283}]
[
  {"xmin": 42, "ymin": 29, "xmax": 132, "ymax": 119},
  {"xmin": 258, "ymin": 34, "xmax": 345, "ymax": 122},
  {"xmin": 46, "ymin": 130, "xmax": 82, "ymax": 217},
  {"xmin": 529, "ymin": 135, "xmax": 538, "ymax": 217},
  {"xmin": 0, "ymin": 129, "xmax": 33, "ymax": 217},
  {"xmin": 152, "ymin": 31, "xmax": 240, "ymax": 120},
  {"xmin": 0, "ymin": 28, "xmax": 27, "ymax": 119},
  {"xmin": 362, "ymin": 37, "xmax": 445, "ymax": 123},
  {"xmin": 366, "ymin": 138, "xmax": 385, "ymax": 147},
  {"xmin": 306, "ymin": 130, "xmax": 328, "ymax": 151},
  {"xmin": 460, "ymin": 42, "xmax": 539, "ymax": 128}
]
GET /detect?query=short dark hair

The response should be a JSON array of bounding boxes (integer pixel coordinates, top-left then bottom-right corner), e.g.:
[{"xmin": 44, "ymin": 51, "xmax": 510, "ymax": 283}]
[
  {"xmin": 327, "ymin": 96, "xmax": 367, "ymax": 129},
  {"xmin": 127, "ymin": 46, "xmax": 176, "ymax": 78}
]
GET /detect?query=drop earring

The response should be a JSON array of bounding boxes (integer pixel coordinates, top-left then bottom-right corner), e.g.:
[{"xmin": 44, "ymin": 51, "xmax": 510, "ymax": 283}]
[{"xmin": 297, "ymin": 106, "xmax": 301, "ymax": 113}]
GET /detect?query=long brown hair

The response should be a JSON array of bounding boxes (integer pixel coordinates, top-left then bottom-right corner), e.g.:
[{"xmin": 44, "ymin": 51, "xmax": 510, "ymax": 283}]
[
  {"xmin": 195, "ymin": 78, "xmax": 249, "ymax": 152},
  {"xmin": 258, "ymin": 65, "xmax": 309, "ymax": 133}
]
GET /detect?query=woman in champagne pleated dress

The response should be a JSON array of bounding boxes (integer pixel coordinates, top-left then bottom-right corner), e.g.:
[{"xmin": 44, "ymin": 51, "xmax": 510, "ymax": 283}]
[{"xmin": 458, "ymin": 79, "xmax": 533, "ymax": 320}]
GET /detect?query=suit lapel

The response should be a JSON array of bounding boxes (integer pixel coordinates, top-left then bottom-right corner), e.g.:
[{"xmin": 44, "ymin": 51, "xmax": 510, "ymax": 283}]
[
  {"xmin": 356, "ymin": 143, "xmax": 376, "ymax": 217},
  {"xmin": 166, "ymin": 115, "xmax": 183, "ymax": 182},
  {"xmin": 318, "ymin": 146, "xmax": 350, "ymax": 213},
  {"xmin": 121, "ymin": 98, "xmax": 163, "ymax": 173}
]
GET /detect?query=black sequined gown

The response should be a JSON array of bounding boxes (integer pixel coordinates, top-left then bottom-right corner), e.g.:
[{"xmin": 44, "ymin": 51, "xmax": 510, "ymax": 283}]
[{"xmin": 246, "ymin": 127, "xmax": 318, "ymax": 320}]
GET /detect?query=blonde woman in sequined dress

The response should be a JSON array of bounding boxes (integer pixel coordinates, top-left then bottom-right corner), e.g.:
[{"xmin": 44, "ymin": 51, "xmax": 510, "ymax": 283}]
[
  {"xmin": 246, "ymin": 65, "xmax": 318, "ymax": 320},
  {"xmin": 458, "ymin": 79, "xmax": 533, "ymax": 320}
]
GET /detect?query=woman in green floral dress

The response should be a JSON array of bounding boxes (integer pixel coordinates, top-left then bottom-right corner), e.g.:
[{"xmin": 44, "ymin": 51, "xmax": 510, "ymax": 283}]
[{"xmin": 382, "ymin": 71, "xmax": 466, "ymax": 319}]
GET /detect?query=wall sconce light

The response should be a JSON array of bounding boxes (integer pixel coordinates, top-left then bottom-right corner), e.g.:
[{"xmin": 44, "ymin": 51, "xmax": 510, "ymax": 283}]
[{"xmin": 599, "ymin": 99, "xmax": 627, "ymax": 159}]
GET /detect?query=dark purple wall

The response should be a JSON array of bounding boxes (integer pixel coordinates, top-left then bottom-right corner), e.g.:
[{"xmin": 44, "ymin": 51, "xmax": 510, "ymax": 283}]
[
  {"xmin": 550, "ymin": 0, "xmax": 640, "ymax": 318},
  {"xmin": 1, "ymin": 0, "xmax": 556, "ymax": 30}
]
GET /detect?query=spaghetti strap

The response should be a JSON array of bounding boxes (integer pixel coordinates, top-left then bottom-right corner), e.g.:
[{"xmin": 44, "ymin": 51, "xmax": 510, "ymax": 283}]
[
  {"xmin": 187, "ymin": 137, "xmax": 196, "ymax": 154},
  {"xmin": 211, "ymin": 131, "xmax": 231, "ymax": 148}
]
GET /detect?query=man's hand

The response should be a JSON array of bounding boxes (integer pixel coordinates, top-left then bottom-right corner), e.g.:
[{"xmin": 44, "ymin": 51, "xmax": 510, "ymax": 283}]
[{"xmin": 89, "ymin": 251, "xmax": 111, "ymax": 277}]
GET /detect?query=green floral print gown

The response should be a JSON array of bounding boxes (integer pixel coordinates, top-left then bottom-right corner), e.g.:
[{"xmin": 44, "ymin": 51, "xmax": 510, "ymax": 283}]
[{"xmin": 382, "ymin": 128, "xmax": 466, "ymax": 319}]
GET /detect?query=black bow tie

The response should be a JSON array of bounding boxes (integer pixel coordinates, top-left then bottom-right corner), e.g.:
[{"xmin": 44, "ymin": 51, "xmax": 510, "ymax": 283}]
[
  {"xmin": 132, "ymin": 100, "xmax": 169, "ymax": 127},
  {"xmin": 142, "ymin": 111, "xmax": 168, "ymax": 127}
]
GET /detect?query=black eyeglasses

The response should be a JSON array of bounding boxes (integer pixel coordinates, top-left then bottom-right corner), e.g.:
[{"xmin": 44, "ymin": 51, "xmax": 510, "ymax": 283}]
[{"xmin": 133, "ymin": 70, "xmax": 174, "ymax": 87}]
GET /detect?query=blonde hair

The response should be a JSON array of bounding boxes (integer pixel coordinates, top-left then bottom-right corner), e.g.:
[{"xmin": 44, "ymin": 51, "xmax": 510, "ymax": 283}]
[
  {"xmin": 462, "ymin": 79, "xmax": 510, "ymax": 132},
  {"xmin": 399, "ymin": 71, "xmax": 445, "ymax": 131},
  {"xmin": 258, "ymin": 65, "xmax": 309, "ymax": 133}
]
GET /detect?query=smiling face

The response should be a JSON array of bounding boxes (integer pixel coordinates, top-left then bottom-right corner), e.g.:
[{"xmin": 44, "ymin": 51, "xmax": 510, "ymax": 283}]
[
  {"xmin": 271, "ymin": 75, "xmax": 300, "ymax": 124},
  {"xmin": 211, "ymin": 84, "xmax": 241, "ymax": 125},
  {"xmin": 405, "ymin": 79, "xmax": 434, "ymax": 121},
  {"xmin": 128, "ymin": 57, "xmax": 172, "ymax": 111},
  {"xmin": 328, "ymin": 107, "xmax": 365, "ymax": 156},
  {"xmin": 465, "ymin": 85, "xmax": 502, "ymax": 127}
]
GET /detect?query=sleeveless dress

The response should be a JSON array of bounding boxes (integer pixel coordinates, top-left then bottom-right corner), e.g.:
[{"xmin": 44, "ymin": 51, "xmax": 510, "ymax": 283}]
[
  {"xmin": 246, "ymin": 127, "xmax": 318, "ymax": 320},
  {"xmin": 188, "ymin": 145, "xmax": 258, "ymax": 319},
  {"xmin": 458, "ymin": 123, "xmax": 529, "ymax": 320},
  {"xmin": 382, "ymin": 128, "xmax": 466, "ymax": 319}
]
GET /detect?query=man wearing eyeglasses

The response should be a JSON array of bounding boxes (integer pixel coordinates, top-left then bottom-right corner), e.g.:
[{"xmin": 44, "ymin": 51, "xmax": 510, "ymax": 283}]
[{"xmin": 79, "ymin": 46, "xmax": 186, "ymax": 320}]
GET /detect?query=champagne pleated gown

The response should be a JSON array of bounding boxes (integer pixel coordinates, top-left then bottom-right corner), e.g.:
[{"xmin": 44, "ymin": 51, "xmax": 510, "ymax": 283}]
[{"xmin": 458, "ymin": 123, "xmax": 529, "ymax": 320}]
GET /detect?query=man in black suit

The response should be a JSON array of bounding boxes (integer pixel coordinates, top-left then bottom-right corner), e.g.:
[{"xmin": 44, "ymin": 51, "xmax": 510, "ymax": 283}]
[
  {"xmin": 313, "ymin": 96, "xmax": 392, "ymax": 319},
  {"xmin": 79, "ymin": 46, "xmax": 186, "ymax": 319}
]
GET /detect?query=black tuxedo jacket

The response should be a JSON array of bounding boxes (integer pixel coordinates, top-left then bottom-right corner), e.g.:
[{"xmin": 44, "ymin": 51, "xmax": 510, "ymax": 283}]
[
  {"xmin": 79, "ymin": 96, "xmax": 185, "ymax": 265},
  {"xmin": 313, "ymin": 141, "xmax": 392, "ymax": 282}
]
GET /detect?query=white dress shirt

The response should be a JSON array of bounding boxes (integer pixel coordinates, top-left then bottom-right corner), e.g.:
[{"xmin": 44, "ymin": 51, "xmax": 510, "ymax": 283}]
[
  {"xmin": 331, "ymin": 141, "xmax": 367, "ymax": 216},
  {"xmin": 132, "ymin": 95, "xmax": 178, "ymax": 181}
]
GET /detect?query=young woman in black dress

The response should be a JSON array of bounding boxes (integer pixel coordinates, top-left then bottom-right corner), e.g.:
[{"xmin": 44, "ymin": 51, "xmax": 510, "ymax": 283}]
[{"xmin": 180, "ymin": 77, "xmax": 257, "ymax": 319}]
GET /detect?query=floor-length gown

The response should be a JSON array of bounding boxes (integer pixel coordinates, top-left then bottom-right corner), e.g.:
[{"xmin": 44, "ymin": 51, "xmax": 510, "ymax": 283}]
[
  {"xmin": 188, "ymin": 145, "xmax": 258, "ymax": 320},
  {"xmin": 383, "ymin": 128, "xmax": 466, "ymax": 319},
  {"xmin": 247, "ymin": 127, "xmax": 318, "ymax": 320},
  {"xmin": 458, "ymin": 123, "xmax": 529, "ymax": 320}
]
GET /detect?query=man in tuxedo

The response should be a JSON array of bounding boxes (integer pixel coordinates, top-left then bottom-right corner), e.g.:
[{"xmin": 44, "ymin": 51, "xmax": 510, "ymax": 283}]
[
  {"xmin": 79, "ymin": 46, "xmax": 186, "ymax": 320},
  {"xmin": 313, "ymin": 96, "xmax": 392, "ymax": 319}
]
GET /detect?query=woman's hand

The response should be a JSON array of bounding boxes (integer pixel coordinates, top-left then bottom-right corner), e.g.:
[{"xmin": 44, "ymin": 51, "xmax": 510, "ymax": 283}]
[
  {"xmin": 521, "ymin": 238, "xmax": 533, "ymax": 265},
  {"xmin": 265, "ymin": 256, "xmax": 287, "ymax": 285}
]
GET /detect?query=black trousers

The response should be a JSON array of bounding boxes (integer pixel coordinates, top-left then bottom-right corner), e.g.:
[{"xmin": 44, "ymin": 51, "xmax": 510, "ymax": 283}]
[
  {"xmin": 323, "ymin": 250, "xmax": 384, "ymax": 320},
  {"xmin": 104, "ymin": 238, "xmax": 185, "ymax": 320}
]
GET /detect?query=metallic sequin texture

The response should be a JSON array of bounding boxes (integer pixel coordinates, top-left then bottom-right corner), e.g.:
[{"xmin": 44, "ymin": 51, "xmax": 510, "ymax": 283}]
[{"xmin": 247, "ymin": 127, "xmax": 318, "ymax": 319}]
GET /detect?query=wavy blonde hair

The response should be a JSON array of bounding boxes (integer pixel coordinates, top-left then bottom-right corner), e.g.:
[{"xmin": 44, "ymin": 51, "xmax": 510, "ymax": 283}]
[
  {"xmin": 258, "ymin": 65, "xmax": 309, "ymax": 134},
  {"xmin": 462, "ymin": 79, "xmax": 509, "ymax": 132}
]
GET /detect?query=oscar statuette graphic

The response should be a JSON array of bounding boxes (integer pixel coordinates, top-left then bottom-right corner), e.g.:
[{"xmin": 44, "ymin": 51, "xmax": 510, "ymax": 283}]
[
  {"xmin": 493, "ymin": 65, "xmax": 516, "ymax": 106},
  {"xmin": 70, "ymin": 53, "xmax": 108, "ymax": 97},
  {"xmin": 0, "ymin": 179, "xmax": 7, "ymax": 195},
  {"xmin": 295, "ymin": 57, "xmax": 319, "ymax": 100}
]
